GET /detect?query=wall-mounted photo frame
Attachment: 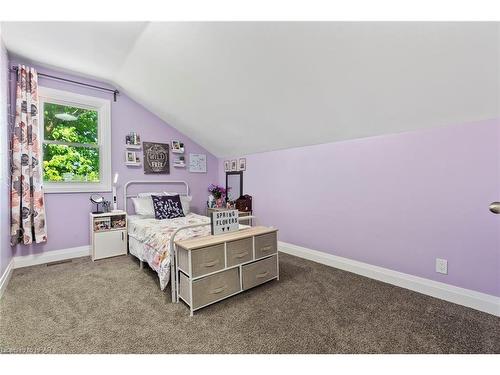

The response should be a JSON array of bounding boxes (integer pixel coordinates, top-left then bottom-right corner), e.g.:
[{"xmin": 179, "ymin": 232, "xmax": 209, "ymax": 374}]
[
  {"xmin": 189, "ymin": 153, "xmax": 207, "ymax": 173},
  {"xmin": 172, "ymin": 140, "xmax": 180, "ymax": 150},
  {"xmin": 238, "ymin": 158, "xmax": 246, "ymax": 171},
  {"xmin": 230, "ymin": 159, "xmax": 237, "ymax": 171},
  {"xmin": 224, "ymin": 160, "xmax": 230, "ymax": 172},
  {"xmin": 125, "ymin": 151, "xmax": 136, "ymax": 163},
  {"xmin": 171, "ymin": 140, "xmax": 184, "ymax": 154},
  {"xmin": 143, "ymin": 142, "xmax": 169, "ymax": 174}
]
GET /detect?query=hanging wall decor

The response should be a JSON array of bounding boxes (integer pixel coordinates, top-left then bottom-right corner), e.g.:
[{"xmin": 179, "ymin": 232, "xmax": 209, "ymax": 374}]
[
  {"xmin": 189, "ymin": 153, "xmax": 207, "ymax": 173},
  {"xmin": 230, "ymin": 159, "xmax": 237, "ymax": 171},
  {"xmin": 238, "ymin": 158, "xmax": 246, "ymax": 171},
  {"xmin": 143, "ymin": 142, "xmax": 169, "ymax": 174}
]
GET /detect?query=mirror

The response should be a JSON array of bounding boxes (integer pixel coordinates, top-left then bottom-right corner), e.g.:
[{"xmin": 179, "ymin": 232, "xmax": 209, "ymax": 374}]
[
  {"xmin": 90, "ymin": 194, "xmax": 105, "ymax": 214},
  {"xmin": 90, "ymin": 194, "xmax": 104, "ymax": 204},
  {"xmin": 226, "ymin": 172, "xmax": 243, "ymax": 202}
]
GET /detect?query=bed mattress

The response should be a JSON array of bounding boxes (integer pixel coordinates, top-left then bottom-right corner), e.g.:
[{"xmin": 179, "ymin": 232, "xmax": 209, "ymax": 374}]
[{"xmin": 128, "ymin": 213, "xmax": 212, "ymax": 290}]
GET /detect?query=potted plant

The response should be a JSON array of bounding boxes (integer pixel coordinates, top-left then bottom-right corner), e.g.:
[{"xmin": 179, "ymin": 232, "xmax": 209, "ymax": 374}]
[{"xmin": 208, "ymin": 184, "xmax": 228, "ymax": 208}]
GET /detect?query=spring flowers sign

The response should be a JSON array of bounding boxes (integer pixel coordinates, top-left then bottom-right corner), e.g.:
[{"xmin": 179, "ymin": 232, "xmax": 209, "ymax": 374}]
[{"xmin": 211, "ymin": 209, "xmax": 239, "ymax": 235}]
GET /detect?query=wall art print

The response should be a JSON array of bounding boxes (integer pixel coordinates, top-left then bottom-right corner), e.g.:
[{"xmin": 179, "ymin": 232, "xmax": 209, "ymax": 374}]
[{"xmin": 143, "ymin": 142, "xmax": 169, "ymax": 174}]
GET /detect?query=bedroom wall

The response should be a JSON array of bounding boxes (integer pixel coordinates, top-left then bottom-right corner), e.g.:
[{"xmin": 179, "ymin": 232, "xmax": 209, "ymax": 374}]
[
  {"xmin": 9, "ymin": 58, "xmax": 219, "ymax": 257},
  {"xmin": 0, "ymin": 32, "xmax": 11, "ymax": 277},
  {"xmin": 220, "ymin": 120, "xmax": 500, "ymax": 297}
]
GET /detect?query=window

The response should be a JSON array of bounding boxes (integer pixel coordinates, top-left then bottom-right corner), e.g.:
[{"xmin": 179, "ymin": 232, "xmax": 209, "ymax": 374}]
[{"xmin": 39, "ymin": 87, "xmax": 111, "ymax": 193}]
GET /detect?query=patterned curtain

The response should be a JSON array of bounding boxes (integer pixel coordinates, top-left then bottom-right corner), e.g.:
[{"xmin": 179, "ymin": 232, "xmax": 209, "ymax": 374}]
[{"xmin": 10, "ymin": 65, "xmax": 47, "ymax": 245}]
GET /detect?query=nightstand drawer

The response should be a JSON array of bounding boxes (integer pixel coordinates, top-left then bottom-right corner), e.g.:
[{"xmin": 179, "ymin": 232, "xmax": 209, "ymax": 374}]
[
  {"xmin": 226, "ymin": 238, "xmax": 253, "ymax": 266},
  {"xmin": 93, "ymin": 230, "xmax": 127, "ymax": 260},
  {"xmin": 242, "ymin": 255, "xmax": 278, "ymax": 290},
  {"xmin": 191, "ymin": 244, "xmax": 225, "ymax": 277},
  {"xmin": 254, "ymin": 232, "xmax": 277, "ymax": 259}
]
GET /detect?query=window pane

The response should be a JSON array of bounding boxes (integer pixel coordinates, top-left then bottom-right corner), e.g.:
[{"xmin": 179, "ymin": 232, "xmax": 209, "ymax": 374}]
[
  {"xmin": 43, "ymin": 102, "xmax": 98, "ymax": 144},
  {"xmin": 43, "ymin": 144, "xmax": 100, "ymax": 182}
]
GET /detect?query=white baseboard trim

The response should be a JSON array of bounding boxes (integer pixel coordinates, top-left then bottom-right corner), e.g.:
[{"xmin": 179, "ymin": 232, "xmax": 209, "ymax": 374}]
[
  {"xmin": 0, "ymin": 258, "xmax": 14, "ymax": 300},
  {"xmin": 13, "ymin": 245, "xmax": 91, "ymax": 269},
  {"xmin": 278, "ymin": 241, "xmax": 500, "ymax": 317}
]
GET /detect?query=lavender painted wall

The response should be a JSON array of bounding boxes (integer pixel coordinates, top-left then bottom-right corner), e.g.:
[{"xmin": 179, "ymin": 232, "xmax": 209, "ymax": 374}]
[
  {"xmin": 9, "ymin": 59, "xmax": 219, "ymax": 257},
  {"xmin": 221, "ymin": 120, "xmax": 500, "ymax": 296},
  {"xmin": 0, "ymin": 37, "xmax": 11, "ymax": 277}
]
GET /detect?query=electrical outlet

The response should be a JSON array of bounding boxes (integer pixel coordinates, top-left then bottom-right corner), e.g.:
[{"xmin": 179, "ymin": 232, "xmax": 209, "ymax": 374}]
[{"xmin": 436, "ymin": 258, "xmax": 448, "ymax": 274}]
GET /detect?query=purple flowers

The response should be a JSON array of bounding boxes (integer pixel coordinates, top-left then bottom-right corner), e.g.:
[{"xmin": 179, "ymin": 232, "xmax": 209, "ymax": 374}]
[{"xmin": 208, "ymin": 184, "xmax": 228, "ymax": 199}]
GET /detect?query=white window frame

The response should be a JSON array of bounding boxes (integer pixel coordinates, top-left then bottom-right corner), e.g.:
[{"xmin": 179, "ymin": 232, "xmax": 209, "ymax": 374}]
[{"xmin": 39, "ymin": 87, "xmax": 111, "ymax": 193}]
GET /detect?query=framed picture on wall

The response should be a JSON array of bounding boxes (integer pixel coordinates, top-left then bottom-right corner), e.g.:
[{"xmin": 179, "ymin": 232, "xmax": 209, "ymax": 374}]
[
  {"xmin": 125, "ymin": 151, "xmax": 136, "ymax": 163},
  {"xmin": 143, "ymin": 142, "xmax": 169, "ymax": 174},
  {"xmin": 171, "ymin": 140, "xmax": 181, "ymax": 151},
  {"xmin": 189, "ymin": 153, "xmax": 207, "ymax": 173},
  {"xmin": 171, "ymin": 140, "xmax": 185, "ymax": 154},
  {"xmin": 224, "ymin": 160, "xmax": 230, "ymax": 172},
  {"xmin": 238, "ymin": 158, "xmax": 246, "ymax": 171},
  {"xmin": 230, "ymin": 159, "xmax": 237, "ymax": 171}
]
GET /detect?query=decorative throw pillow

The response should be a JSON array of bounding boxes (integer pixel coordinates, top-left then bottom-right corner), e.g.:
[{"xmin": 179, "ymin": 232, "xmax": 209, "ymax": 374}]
[
  {"xmin": 164, "ymin": 192, "xmax": 192, "ymax": 215},
  {"xmin": 151, "ymin": 195, "xmax": 185, "ymax": 220}
]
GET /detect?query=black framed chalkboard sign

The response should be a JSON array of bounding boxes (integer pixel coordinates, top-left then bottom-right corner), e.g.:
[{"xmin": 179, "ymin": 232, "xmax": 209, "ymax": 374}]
[{"xmin": 143, "ymin": 142, "xmax": 170, "ymax": 174}]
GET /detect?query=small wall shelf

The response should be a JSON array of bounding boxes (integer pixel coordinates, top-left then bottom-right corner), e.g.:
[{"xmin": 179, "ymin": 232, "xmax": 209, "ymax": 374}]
[
  {"xmin": 126, "ymin": 143, "xmax": 142, "ymax": 149},
  {"xmin": 125, "ymin": 162, "xmax": 142, "ymax": 167},
  {"xmin": 172, "ymin": 149, "xmax": 185, "ymax": 154}
]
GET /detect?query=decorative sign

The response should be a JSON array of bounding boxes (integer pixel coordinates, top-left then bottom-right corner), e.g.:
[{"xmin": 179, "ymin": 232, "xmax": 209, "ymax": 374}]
[
  {"xmin": 189, "ymin": 153, "xmax": 207, "ymax": 173},
  {"xmin": 211, "ymin": 210, "xmax": 239, "ymax": 235},
  {"xmin": 143, "ymin": 142, "xmax": 169, "ymax": 174}
]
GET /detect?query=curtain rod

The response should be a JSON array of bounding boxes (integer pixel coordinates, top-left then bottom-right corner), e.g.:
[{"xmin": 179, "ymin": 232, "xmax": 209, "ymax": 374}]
[{"xmin": 9, "ymin": 66, "xmax": 120, "ymax": 102}]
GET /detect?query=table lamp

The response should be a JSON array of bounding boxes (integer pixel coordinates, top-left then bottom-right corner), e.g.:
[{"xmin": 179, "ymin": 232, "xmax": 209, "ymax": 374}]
[{"xmin": 112, "ymin": 172, "xmax": 119, "ymax": 212}]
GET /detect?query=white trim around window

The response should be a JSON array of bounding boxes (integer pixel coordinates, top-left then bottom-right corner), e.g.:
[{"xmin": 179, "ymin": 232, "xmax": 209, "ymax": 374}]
[{"xmin": 39, "ymin": 87, "xmax": 111, "ymax": 193}]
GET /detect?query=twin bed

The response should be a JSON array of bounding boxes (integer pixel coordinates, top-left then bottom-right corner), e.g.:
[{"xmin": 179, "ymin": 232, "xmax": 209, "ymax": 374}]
[
  {"xmin": 124, "ymin": 180, "xmax": 278, "ymax": 315},
  {"xmin": 128, "ymin": 213, "xmax": 211, "ymax": 290}
]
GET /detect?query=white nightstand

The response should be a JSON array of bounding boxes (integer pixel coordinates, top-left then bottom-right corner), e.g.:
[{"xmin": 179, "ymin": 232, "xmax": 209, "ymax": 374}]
[{"xmin": 89, "ymin": 211, "xmax": 128, "ymax": 261}]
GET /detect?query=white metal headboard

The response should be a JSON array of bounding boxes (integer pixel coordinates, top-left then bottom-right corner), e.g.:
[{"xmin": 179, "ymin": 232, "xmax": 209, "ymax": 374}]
[{"xmin": 123, "ymin": 180, "xmax": 189, "ymax": 213}]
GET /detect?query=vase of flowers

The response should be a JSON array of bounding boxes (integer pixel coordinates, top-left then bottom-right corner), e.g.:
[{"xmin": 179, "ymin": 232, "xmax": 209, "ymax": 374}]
[{"xmin": 208, "ymin": 184, "xmax": 227, "ymax": 208}]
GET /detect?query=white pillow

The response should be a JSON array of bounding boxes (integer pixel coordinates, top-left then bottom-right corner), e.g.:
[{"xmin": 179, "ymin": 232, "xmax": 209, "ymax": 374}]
[
  {"xmin": 164, "ymin": 192, "xmax": 192, "ymax": 215},
  {"xmin": 180, "ymin": 196, "xmax": 192, "ymax": 215},
  {"xmin": 131, "ymin": 196, "xmax": 154, "ymax": 216}
]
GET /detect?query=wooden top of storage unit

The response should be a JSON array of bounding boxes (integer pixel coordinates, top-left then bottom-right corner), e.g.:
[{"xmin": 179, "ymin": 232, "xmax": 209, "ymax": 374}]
[
  {"xmin": 175, "ymin": 226, "xmax": 278, "ymax": 250},
  {"xmin": 90, "ymin": 211, "xmax": 126, "ymax": 217}
]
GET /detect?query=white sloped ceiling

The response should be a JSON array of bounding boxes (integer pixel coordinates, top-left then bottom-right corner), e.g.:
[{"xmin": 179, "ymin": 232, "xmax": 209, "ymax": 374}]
[{"xmin": 2, "ymin": 22, "xmax": 498, "ymax": 157}]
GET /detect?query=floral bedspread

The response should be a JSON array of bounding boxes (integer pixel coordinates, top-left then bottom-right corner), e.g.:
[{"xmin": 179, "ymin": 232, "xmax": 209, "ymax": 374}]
[{"xmin": 128, "ymin": 213, "xmax": 212, "ymax": 290}]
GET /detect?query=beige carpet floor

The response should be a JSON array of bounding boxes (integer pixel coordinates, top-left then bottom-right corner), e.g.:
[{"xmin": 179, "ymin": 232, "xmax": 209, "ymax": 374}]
[{"xmin": 0, "ymin": 253, "xmax": 498, "ymax": 354}]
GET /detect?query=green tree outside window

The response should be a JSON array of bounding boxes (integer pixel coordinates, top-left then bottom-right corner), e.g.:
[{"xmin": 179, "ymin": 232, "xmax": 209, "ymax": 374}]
[{"xmin": 42, "ymin": 103, "xmax": 100, "ymax": 182}]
